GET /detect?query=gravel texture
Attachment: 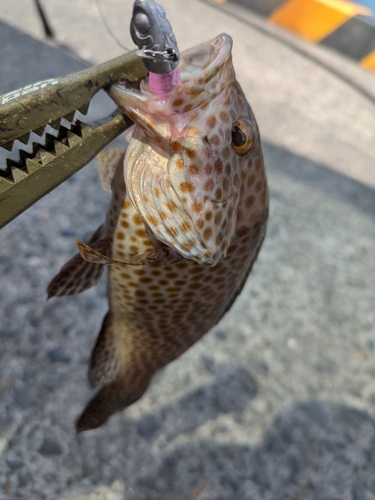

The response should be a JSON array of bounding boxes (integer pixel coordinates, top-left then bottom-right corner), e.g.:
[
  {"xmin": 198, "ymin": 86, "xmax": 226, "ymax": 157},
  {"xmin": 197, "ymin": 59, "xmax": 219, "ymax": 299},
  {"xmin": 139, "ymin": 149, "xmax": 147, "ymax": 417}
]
[{"xmin": 1, "ymin": 1, "xmax": 375, "ymax": 499}]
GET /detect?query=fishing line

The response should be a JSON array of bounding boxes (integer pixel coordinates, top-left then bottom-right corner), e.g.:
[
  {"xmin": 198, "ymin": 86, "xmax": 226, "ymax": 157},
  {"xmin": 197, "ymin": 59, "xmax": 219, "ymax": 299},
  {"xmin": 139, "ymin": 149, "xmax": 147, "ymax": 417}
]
[{"xmin": 95, "ymin": 0, "xmax": 132, "ymax": 52}]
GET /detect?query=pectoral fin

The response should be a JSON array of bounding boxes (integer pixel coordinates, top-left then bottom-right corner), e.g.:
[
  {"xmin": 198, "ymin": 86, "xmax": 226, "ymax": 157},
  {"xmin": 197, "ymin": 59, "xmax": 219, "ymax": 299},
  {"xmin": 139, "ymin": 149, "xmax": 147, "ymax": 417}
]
[
  {"xmin": 47, "ymin": 225, "xmax": 110, "ymax": 297},
  {"xmin": 76, "ymin": 238, "xmax": 167, "ymax": 266}
]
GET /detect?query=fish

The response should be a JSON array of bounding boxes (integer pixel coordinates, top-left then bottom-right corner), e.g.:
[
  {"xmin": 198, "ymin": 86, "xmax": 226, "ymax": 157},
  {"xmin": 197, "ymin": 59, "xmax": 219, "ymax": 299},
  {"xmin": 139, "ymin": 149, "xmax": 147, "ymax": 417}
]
[{"xmin": 47, "ymin": 33, "xmax": 269, "ymax": 432}]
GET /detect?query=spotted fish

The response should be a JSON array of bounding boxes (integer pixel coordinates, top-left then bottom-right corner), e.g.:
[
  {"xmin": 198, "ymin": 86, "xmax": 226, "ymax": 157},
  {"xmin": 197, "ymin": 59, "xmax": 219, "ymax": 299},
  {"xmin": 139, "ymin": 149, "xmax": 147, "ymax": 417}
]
[{"xmin": 48, "ymin": 34, "xmax": 269, "ymax": 432}]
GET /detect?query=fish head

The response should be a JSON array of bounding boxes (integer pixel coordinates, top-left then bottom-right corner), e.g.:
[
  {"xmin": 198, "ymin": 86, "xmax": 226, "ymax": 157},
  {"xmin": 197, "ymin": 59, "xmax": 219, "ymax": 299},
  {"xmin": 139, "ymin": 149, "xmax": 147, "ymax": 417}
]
[{"xmin": 108, "ymin": 33, "xmax": 263, "ymax": 265}]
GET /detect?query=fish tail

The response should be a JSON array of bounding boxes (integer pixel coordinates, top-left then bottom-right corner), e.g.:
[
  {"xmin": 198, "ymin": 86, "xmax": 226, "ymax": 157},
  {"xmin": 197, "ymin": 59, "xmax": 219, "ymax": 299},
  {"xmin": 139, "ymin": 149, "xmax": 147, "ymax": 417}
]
[
  {"xmin": 47, "ymin": 225, "xmax": 110, "ymax": 297},
  {"xmin": 76, "ymin": 312, "xmax": 151, "ymax": 432}
]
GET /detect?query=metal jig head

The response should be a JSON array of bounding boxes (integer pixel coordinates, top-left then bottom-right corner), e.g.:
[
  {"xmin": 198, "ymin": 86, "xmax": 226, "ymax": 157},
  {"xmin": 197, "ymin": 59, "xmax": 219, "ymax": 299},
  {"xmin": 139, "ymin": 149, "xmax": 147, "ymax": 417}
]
[{"xmin": 130, "ymin": 0, "xmax": 180, "ymax": 74}]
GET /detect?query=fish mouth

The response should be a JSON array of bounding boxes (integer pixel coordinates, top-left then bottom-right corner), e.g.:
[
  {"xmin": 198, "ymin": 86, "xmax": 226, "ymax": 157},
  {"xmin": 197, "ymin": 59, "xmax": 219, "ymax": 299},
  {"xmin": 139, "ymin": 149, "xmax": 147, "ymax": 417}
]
[{"xmin": 107, "ymin": 33, "xmax": 234, "ymax": 139}]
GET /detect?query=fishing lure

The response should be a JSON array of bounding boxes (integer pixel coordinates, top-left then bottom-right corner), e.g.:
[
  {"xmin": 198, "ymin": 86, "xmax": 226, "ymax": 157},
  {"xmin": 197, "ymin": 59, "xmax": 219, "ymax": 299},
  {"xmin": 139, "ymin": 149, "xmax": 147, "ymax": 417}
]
[{"xmin": 48, "ymin": 1, "xmax": 269, "ymax": 432}]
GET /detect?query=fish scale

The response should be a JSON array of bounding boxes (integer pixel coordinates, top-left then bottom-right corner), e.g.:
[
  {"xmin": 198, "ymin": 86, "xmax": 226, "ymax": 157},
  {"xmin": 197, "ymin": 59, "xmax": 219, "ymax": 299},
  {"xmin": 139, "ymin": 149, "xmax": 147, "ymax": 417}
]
[{"xmin": 48, "ymin": 34, "xmax": 269, "ymax": 432}]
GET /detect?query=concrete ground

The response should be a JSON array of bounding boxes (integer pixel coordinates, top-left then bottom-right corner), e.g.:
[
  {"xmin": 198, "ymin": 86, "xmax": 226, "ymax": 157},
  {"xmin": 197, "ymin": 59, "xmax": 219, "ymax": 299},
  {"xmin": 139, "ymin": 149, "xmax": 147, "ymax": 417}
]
[{"xmin": 1, "ymin": 0, "xmax": 375, "ymax": 499}]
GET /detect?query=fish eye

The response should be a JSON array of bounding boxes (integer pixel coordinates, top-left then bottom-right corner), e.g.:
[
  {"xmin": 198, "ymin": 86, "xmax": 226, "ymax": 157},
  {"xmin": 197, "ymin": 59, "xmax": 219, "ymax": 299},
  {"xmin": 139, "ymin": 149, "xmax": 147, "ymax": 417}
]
[{"xmin": 231, "ymin": 118, "xmax": 254, "ymax": 155}]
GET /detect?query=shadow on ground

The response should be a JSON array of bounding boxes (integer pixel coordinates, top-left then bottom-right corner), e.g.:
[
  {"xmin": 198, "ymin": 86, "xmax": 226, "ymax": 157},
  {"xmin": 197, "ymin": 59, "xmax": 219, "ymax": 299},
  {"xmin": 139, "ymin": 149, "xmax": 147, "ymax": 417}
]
[{"xmin": 136, "ymin": 398, "xmax": 375, "ymax": 500}]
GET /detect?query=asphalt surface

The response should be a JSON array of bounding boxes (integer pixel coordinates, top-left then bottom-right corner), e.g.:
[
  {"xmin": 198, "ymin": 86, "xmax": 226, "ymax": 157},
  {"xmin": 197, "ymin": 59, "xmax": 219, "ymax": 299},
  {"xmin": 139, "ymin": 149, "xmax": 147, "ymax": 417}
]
[{"xmin": 1, "ymin": 1, "xmax": 375, "ymax": 499}]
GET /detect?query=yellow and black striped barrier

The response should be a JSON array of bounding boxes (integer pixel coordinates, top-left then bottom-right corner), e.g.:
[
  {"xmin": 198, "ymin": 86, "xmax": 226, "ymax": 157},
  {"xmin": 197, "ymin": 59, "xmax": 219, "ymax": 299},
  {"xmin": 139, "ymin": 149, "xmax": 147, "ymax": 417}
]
[{"xmin": 219, "ymin": 0, "xmax": 375, "ymax": 73}]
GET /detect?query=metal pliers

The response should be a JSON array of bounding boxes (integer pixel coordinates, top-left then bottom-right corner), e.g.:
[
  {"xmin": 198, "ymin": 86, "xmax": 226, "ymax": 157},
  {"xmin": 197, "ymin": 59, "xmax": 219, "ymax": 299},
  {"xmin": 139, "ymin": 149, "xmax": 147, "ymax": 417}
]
[
  {"xmin": 0, "ymin": 52, "xmax": 147, "ymax": 230},
  {"xmin": 0, "ymin": 0, "xmax": 179, "ymax": 230}
]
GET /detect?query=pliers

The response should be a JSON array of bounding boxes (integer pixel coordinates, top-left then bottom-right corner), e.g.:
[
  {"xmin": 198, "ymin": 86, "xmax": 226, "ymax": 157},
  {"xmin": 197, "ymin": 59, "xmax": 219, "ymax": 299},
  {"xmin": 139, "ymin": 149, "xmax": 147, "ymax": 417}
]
[
  {"xmin": 0, "ymin": 0, "xmax": 179, "ymax": 230},
  {"xmin": 0, "ymin": 52, "xmax": 147, "ymax": 230}
]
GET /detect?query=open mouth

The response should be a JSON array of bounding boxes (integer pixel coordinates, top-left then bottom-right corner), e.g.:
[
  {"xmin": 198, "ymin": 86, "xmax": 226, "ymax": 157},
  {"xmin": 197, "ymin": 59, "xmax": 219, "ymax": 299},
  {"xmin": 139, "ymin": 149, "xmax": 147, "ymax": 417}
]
[{"xmin": 107, "ymin": 33, "xmax": 233, "ymax": 113}]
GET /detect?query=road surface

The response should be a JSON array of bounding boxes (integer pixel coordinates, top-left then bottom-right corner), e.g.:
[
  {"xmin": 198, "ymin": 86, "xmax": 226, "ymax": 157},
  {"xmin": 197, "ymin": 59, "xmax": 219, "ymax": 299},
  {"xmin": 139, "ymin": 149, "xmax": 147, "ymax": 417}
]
[{"xmin": 0, "ymin": 1, "xmax": 375, "ymax": 499}]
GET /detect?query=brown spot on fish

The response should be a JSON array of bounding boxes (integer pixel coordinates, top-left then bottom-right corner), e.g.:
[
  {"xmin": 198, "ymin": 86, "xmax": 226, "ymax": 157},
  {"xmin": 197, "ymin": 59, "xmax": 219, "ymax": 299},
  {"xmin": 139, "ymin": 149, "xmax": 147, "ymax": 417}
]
[
  {"xmin": 189, "ymin": 165, "xmax": 199, "ymax": 176},
  {"xmin": 181, "ymin": 244, "xmax": 191, "ymax": 252},
  {"xmin": 187, "ymin": 86, "xmax": 202, "ymax": 97},
  {"xmin": 133, "ymin": 214, "xmax": 143, "ymax": 225},
  {"xmin": 146, "ymin": 215, "xmax": 158, "ymax": 226},
  {"xmin": 180, "ymin": 221, "xmax": 191, "ymax": 232},
  {"xmin": 255, "ymin": 180, "xmax": 263, "ymax": 193},
  {"xmin": 205, "ymin": 165, "xmax": 213, "ymax": 175},
  {"xmin": 203, "ymin": 227, "xmax": 212, "ymax": 240},
  {"xmin": 219, "ymin": 111, "xmax": 229, "ymax": 122},
  {"xmin": 165, "ymin": 272, "xmax": 179, "ymax": 279},
  {"xmin": 245, "ymin": 195, "xmax": 255, "ymax": 208},
  {"xmin": 166, "ymin": 201, "xmax": 177, "ymax": 212},
  {"xmin": 216, "ymin": 233, "xmax": 223, "ymax": 245},
  {"xmin": 173, "ymin": 98, "xmax": 184, "ymax": 107},
  {"xmin": 136, "ymin": 229, "xmax": 147, "ymax": 238},
  {"xmin": 166, "ymin": 227, "xmax": 178, "ymax": 237},
  {"xmin": 176, "ymin": 159, "xmax": 184, "ymax": 168},
  {"xmin": 214, "ymin": 159, "xmax": 223, "ymax": 174},
  {"xmin": 247, "ymin": 174, "xmax": 256, "ymax": 188},
  {"xmin": 117, "ymin": 232, "xmax": 125, "ymax": 240},
  {"xmin": 191, "ymin": 202, "xmax": 203, "ymax": 214},
  {"xmin": 187, "ymin": 149, "xmax": 196, "ymax": 159},
  {"xmin": 180, "ymin": 182, "xmax": 195, "ymax": 193},
  {"xmin": 250, "ymin": 210, "xmax": 262, "ymax": 223},
  {"xmin": 210, "ymin": 134, "xmax": 220, "ymax": 145},
  {"xmin": 140, "ymin": 276, "xmax": 153, "ymax": 284},
  {"xmin": 207, "ymin": 115, "xmax": 216, "ymax": 127}
]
